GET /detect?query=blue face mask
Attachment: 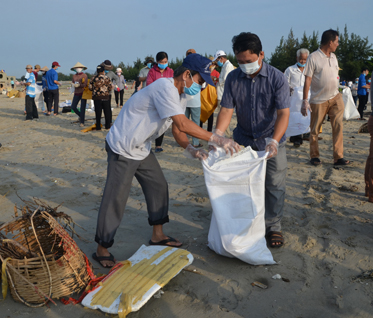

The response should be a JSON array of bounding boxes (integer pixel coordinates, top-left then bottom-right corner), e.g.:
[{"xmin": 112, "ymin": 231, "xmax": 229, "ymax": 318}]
[
  {"xmin": 355, "ymin": 81, "xmax": 358, "ymax": 84},
  {"xmin": 147, "ymin": 63, "xmax": 152, "ymax": 69},
  {"xmin": 217, "ymin": 60, "xmax": 224, "ymax": 67},
  {"xmin": 55, "ymin": 67, "xmax": 59, "ymax": 71},
  {"xmin": 297, "ymin": 62, "xmax": 306, "ymax": 68},
  {"xmin": 369, "ymin": 80, "xmax": 371, "ymax": 83},
  {"xmin": 104, "ymin": 70, "xmax": 109, "ymax": 74},
  {"xmin": 184, "ymin": 74, "xmax": 202, "ymax": 96},
  {"xmin": 158, "ymin": 63, "xmax": 168, "ymax": 70}
]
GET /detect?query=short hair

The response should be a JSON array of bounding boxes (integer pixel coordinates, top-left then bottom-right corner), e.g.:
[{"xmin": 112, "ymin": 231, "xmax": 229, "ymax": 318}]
[
  {"xmin": 174, "ymin": 66, "xmax": 198, "ymax": 78},
  {"xmin": 156, "ymin": 51, "xmax": 168, "ymax": 62},
  {"xmin": 361, "ymin": 66, "xmax": 369, "ymax": 73},
  {"xmin": 232, "ymin": 32, "xmax": 262, "ymax": 55},
  {"xmin": 321, "ymin": 29, "xmax": 339, "ymax": 46},
  {"xmin": 296, "ymin": 48, "xmax": 309, "ymax": 58}
]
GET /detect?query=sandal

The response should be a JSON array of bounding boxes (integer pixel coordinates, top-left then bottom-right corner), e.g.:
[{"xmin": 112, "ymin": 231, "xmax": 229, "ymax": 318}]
[
  {"xmin": 310, "ymin": 158, "xmax": 321, "ymax": 166},
  {"xmin": 92, "ymin": 252, "xmax": 116, "ymax": 268},
  {"xmin": 194, "ymin": 143, "xmax": 204, "ymax": 148},
  {"xmin": 334, "ymin": 158, "xmax": 350, "ymax": 166},
  {"xmin": 266, "ymin": 231, "xmax": 284, "ymax": 248},
  {"xmin": 149, "ymin": 236, "xmax": 182, "ymax": 247}
]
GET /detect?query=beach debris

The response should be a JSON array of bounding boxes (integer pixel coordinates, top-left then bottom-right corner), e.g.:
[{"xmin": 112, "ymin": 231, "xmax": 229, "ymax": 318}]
[
  {"xmin": 272, "ymin": 274, "xmax": 282, "ymax": 280},
  {"xmin": 352, "ymin": 269, "xmax": 373, "ymax": 282},
  {"xmin": 153, "ymin": 290, "xmax": 164, "ymax": 299},
  {"xmin": 183, "ymin": 267, "xmax": 202, "ymax": 275},
  {"xmin": 282, "ymin": 277, "xmax": 290, "ymax": 283},
  {"xmin": 358, "ymin": 123, "xmax": 368, "ymax": 134},
  {"xmin": 251, "ymin": 281, "xmax": 268, "ymax": 289},
  {"xmin": 338, "ymin": 185, "xmax": 358, "ymax": 192}
]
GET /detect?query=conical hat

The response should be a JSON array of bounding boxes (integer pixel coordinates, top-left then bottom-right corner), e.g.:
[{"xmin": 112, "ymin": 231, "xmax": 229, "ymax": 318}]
[
  {"xmin": 40, "ymin": 66, "xmax": 49, "ymax": 72},
  {"xmin": 71, "ymin": 62, "xmax": 87, "ymax": 71}
]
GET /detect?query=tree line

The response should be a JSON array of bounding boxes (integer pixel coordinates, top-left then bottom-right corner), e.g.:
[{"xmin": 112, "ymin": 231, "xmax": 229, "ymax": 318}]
[{"xmin": 18, "ymin": 25, "xmax": 372, "ymax": 82}]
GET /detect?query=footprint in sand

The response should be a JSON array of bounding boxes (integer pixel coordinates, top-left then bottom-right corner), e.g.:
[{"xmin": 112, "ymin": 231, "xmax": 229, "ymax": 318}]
[{"xmin": 217, "ymin": 279, "xmax": 243, "ymax": 312}]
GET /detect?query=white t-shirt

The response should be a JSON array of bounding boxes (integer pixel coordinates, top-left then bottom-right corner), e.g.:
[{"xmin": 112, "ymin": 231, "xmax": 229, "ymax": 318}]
[
  {"xmin": 185, "ymin": 91, "xmax": 201, "ymax": 108},
  {"xmin": 106, "ymin": 78, "xmax": 187, "ymax": 160},
  {"xmin": 217, "ymin": 60, "xmax": 235, "ymax": 100}
]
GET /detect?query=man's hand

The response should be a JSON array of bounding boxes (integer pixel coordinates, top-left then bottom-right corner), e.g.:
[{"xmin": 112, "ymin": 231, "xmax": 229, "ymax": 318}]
[
  {"xmin": 265, "ymin": 138, "xmax": 279, "ymax": 159},
  {"xmin": 183, "ymin": 144, "xmax": 209, "ymax": 161},
  {"xmin": 301, "ymin": 100, "xmax": 311, "ymax": 117},
  {"xmin": 208, "ymin": 133, "xmax": 240, "ymax": 156}
]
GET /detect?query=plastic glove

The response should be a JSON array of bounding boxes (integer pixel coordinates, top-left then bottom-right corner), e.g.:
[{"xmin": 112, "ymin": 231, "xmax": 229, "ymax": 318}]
[
  {"xmin": 301, "ymin": 99, "xmax": 311, "ymax": 117},
  {"xmin": 208, "ymin": 129, "xmax": 225, "ymax": 152},
  {"xmin": 208, "ymin": 133, "xmax": 241, "ymax": 156},
  {"xmin": 74, "ymin": 83, "xmax": 80, "ymax": 88},
  {"xmin": 265, "ymin": 138, "xmax": 279, "ymax": 159},
  {"xmin": 183, "ymin": 144, "xmax": 209, "ymax": 161}
]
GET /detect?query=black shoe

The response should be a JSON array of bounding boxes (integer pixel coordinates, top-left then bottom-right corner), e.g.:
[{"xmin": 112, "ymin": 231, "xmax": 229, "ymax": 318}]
[{"xmin": 294, "ymin": 141, "xmax": 301, "ymax": 148}]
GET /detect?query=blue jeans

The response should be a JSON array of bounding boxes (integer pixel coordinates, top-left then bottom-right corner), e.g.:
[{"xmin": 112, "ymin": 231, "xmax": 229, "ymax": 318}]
[
  {"xmin": 185, "ymin": 107, "xmax": 201, "ymax": 146},
  {"xmin": 71, "ymin": 94, "xmax": 87, "ymax": 124}
]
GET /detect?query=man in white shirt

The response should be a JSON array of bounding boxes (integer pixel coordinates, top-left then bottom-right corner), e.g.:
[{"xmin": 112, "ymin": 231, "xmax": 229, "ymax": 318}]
[
  {"xmin": 284, "ymin": 48, "xmax": 309, "ymax": 147},
  {"xmin": 93, "ymin": 54, "xmax": 240, "ymax": 268},
  {"xmin": 301, "ymin": 29, "xmax": 349, "ymax": 166},
  {"xmin": 213, "ymin": 50, "xmax": 235, "ymax": 135}
]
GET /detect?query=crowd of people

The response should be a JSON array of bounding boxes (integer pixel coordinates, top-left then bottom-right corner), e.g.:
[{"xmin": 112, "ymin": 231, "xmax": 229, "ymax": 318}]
[{"xmin": 19, "ymin": 28, "xmax": 372, "ymax": 268}]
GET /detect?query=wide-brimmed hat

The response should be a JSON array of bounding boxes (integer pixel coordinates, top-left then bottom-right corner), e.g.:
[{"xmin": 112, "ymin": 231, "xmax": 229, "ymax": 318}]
[
  {"xmin": 116, "ymin": 68, "xmax": 122, "ymax": 73},
  {"xmin": 102, "ymin": 60, "xmax": 113, "ymax": 70},
  {"xmin": 71, "ymin": 62, "xmax": 87, "ymax": 71},
  {"xmin": 34, "ymin": 64, "xmax": 41, "ymax": 69},
  {"xmin": 40, "ymin": 66, "xmax": 49, "ymax": 72}
]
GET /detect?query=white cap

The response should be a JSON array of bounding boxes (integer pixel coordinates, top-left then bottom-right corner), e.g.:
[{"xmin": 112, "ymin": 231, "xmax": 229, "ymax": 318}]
[
  {"xmin": 116, "ymin": 68, "xmax": 122, "ymax": 72},
  {"xmin": 213, "ymin": 50, "xmax": 226, "ymax": 61}
]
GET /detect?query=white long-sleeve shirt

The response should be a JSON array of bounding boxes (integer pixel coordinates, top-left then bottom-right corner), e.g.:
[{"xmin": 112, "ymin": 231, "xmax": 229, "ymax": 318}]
[
  {"xmin": 217, "ymin": 60, "xmax": 235, "ymax": 100},
  {"xmin": 284, "ymin": 63, "xmax": 305, "ymax": 88}
]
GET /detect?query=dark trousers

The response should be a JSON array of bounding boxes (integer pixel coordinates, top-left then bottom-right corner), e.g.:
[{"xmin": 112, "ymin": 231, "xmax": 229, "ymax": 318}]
[
  {"xmin": 94, "ymin": 99, "xmax": 111, "ymax": 130},
  {"xmin": 353, "ymin": 95, "xmax": 358, "ymax": 106},
  {"xmin": 365, "ymin": 116, "xmax": 373, "ymax": 202},
  {"xmin": 155, "ymin": 133, "xmax": 165, "ymax": 147},
  {"xmin": 71, "ymin": 94, "xmax": 87, "ymax": 124},
  {"xmin": 358, "ymin": 95, "xmax": 368, "ymax": 119},
  {"xmin": 95, "ymin": 141, "xmax": 169, "ymax": 248},
  {"xmin": 200, "ymin": 113, "xmax": 214, "ymax": 132},
  {"xmin": 43, "ymin": 90, "xmax": 49, "ymax": 106},
  {"xmin": 290, "ymin": 135, "xmax": 303, "ymax": 144},
  {"xmin": 48, "ymin": 89, "xmax": 59, "ymax": 114},
  {"xmin": 25, "ymin": 95, "xmax": 39, "ymax": 120},
  {"xmin": 114, "ymin": 89, "xmax": 124, "ymax": 106}
]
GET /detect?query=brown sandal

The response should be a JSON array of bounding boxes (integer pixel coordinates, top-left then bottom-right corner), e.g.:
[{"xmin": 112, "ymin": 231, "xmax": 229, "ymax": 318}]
[{"xmin": 266, "ymin": 231, "xmax": 284, "ymax": 248}]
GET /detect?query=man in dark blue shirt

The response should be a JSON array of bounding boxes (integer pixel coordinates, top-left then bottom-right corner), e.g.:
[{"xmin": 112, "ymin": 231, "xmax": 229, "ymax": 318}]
[
  {"xmin": 357, "ymin": 67, "xmax": 370, "ymax": 120},
  {"xmin": 215, "ymin": 32, "xmax": 290, "ymax": 248}
]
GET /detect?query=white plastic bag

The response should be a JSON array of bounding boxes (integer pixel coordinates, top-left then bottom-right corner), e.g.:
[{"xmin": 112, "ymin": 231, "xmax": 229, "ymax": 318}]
[
  {"xmin": 286, "ymin": 86, "xmax": 310, "ymax": 137},
  {"xmin": 202, "ymin": 147, "xmax": 275, "ymax": 265},
  {"xmin": 69, "ymin": 84, "xmax": 75, "ymax": 95},
  {"xmin": 342, "ymin": 88, "xmax": 359, "ymax": 120},
  {"xmin": 34, "ymin": 84, "xmax": 44, "ymax": 109}
]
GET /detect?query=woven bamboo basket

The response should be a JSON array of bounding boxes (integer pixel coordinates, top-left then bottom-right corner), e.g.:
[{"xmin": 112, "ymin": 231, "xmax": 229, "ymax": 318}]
[{"xmin": 0, "ymin": 200, "xmax": 93, "ymax": 307}]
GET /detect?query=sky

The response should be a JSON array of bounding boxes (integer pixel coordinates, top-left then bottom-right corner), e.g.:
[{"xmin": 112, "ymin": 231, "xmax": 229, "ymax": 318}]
[{"xmin": 2, "ymin": 0, "xmax": 373, "ymax": 78}]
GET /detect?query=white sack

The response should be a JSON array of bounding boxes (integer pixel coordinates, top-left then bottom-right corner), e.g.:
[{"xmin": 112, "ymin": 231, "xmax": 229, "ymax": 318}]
[
  {"xmin": 286, "ymin": 86, "xmax": 310, "ymax": 137},
  {"xmin": 202, "ymin": 147, "xmax": 275, "ymax": 265},
  {"xmin": 69, "ymin": 84, "xmax": 75, "ymax": 95},
  {"xmin": 342, "ymin": 87, "xmax": 360, "ymax": 120},
  {"xmin": 34, "ymin": 84, "xmax": 44, "ymax": 109}
]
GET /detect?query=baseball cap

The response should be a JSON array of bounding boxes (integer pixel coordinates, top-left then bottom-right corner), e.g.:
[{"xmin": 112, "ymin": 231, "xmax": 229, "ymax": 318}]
[
  {"xmin": 34, "ymin": 64, "xmax": 41, "ymax": 69},
  {"xmin": 182, "ymin": 54, "xmax": 214, "ymax": 86},
  {"xmin": 52, "ymin": 61, "xmax": 61, "ymax": 67},
  {"xmin": 25, "ymin": 65, "xmax": 32, "ymax": 69},
  {"xmin": 186, "ymin": 49, "xmax": 196, "ymax": 56},
  {"xmin": 212, "ymin": 50, "xmax": 226, "ymax": 61},
  {"xmin": 97, "ymin": 65, "xmax": 105, "ymax": 73}
]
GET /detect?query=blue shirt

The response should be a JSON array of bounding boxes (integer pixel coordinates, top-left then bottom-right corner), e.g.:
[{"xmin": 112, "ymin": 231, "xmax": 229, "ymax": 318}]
[
  {"xmin": 26, "ymin": 73, "xmax": 36, "ymax": 97},
  {"xmin": 41, "ymin": 75, "xmax": 48, "ymax": 90},
  {"xmin": 46, "ymin": 68, "xmax": 59, "ymax": 90},
  {"xmin": 221, "ymin": 62, "xmax": 290, "ymax": 151},
  {"xmin": 358, "ymin": 74, "xmax": 367, "ymax": 95}
]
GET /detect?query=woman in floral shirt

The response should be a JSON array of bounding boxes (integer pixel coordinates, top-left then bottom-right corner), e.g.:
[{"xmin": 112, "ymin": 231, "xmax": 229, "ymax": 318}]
[{"xmin": 89, "ymin": 65, "xmax": 113, "ymax": 130}]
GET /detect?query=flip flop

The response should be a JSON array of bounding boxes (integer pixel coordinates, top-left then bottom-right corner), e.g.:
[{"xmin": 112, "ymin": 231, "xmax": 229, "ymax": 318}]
[
  {"xmin": 266, "ymin": 231, "xmax": 284, "ymax": 248},
  {"xmin": 92, "ymin": 252, "xmax": 115, "ymax": 268},
  {"xmin": 149, "ymin": 236, "xmax": 182, "ymax": 247},
  {"xmin": 334, "ymin": 158, "xmax": 350, "ymax": 166},
  {"xmin": 310, "ymin": 158, "xmax": 321, "ymax": 166}
]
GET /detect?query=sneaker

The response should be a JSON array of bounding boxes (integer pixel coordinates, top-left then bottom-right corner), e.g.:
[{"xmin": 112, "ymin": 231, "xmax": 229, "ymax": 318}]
[{"xmin": 155, "ymin": 148, "xmax": 163, "ymax": 153}]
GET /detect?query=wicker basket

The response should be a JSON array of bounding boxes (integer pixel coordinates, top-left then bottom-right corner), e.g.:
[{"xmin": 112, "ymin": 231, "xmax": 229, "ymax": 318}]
[{"xmin": 0, "ymin": 201, "xmax": 93, "ymax": 307}]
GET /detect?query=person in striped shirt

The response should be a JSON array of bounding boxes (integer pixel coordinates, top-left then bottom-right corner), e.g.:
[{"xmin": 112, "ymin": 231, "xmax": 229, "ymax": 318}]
[{"xmin": 24, "ymin": 65, "xmax": 39, "ymax": 121}]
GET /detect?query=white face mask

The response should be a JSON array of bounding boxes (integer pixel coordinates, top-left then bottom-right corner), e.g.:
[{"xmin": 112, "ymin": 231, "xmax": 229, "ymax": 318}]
[
  {"xmin": 75, "ymin": 68, "xmax": 83, "ymax": 73},
  {"xmin": 238, "ymin": 57, "xmax": 261, "ymax": 75}
]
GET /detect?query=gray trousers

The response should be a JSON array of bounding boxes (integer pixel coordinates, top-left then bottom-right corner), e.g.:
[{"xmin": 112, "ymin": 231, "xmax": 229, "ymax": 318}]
[
  {"xmin": 264, "ymin": 142, "xmax": 287, "ymax": 234},
  {"xmin": 95, "ymin": 141, "xmax": 169, "ymax": 248}
]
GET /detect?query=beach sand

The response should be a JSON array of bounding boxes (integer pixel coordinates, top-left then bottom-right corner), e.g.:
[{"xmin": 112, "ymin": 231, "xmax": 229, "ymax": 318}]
[{"xmin": 1, "ymin": 86, "xmax": 373, "ymax": 318}]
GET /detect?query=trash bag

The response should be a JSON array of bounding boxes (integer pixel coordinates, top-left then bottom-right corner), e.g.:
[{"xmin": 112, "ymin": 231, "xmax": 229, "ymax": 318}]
[
  {"xmin": 342, "ymin": 88, "xmax": 359, "ymax": 120},
  {"xmin": 286, "ymin": 86, "xmax": 310, "ymax": 137},
  {"xmin": 202, "ymin": 147, "xmax": 275, "ymax": 265}
]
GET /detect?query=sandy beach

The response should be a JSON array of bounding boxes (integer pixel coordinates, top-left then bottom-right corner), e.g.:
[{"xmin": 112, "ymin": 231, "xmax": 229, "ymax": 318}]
[{"xmin": 1, "ymin": 87, "xmax": 373, "ymax": 318}]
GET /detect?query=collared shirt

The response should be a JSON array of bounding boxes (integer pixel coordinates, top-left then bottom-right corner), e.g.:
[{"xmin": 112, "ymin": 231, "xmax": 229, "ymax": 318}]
[
  {"xmin": 303, "ymin": 48, "xmax": 339, "ymax": 104},
  {"xmin": 139, "ymin": 67, "xmax": 150, "ymax": 87},
  {"xmin": 26, "ymin": 72, "xmax": 36, "ymax": 97},
  {"xmin": 284, "ymin": 63, "xmax": 305, "ymax": 88},
  {"xmin": 46, "ymin": 68, "xmax": 59, "ymax": 90},
  {"xmin": 358, "ymin": 74, "xmax": 367, "ymax": 95},
  {"xmin": 221, "ymin": 62, "xmax": 290, "ymax": 151},
  {"xmin": 106, "ymin": 78, "xmax": 186, "ymax": 160},
  {"xmin": 217, "ymin": 60, "xmax": 235, "ymax": 100}
]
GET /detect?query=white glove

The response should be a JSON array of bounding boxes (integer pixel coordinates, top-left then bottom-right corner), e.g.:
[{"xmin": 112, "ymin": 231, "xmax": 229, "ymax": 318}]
[
  {"xmin": 208, "ymin": 132, "xmax": 241, "ymax": 156},
  {"xmin": 183, "ymin": 144, "xmax": 209, "ymax": 161},
  {"xmin": 208, "ymin": 129, "xmax": 224, "ymax": 152},
  {"xmin": 301, "ymin": 100, "xmax": 311, "ymax": 117},
  {"xmin": 265, "ymin": 138, "xmax": 279, "ymax": 159},
  {"xmin": 74, "ymin": 83, "xmax": 80, "ymax": 88}
]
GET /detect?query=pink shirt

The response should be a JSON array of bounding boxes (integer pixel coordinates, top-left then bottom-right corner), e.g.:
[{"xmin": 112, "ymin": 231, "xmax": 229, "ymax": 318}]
[{"xmin": 146, "ymin": 65, "xmax": 174, "ymax": 86}]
